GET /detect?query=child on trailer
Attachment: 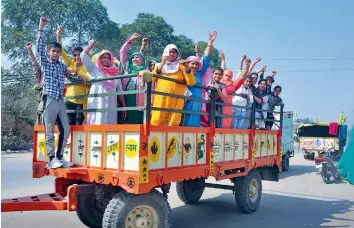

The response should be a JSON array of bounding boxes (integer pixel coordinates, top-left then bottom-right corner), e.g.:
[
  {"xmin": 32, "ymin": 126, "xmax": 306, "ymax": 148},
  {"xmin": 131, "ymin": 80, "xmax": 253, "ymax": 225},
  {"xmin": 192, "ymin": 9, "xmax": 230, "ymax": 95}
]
[
  {"xmin": 203, "ymin": 67, "xmax": 228, "ymax": 128},
  {"xmin": 254, "ymin": 79, "xmax": 269, "ymax": 129},
  {"xmin": 36, "ymin": 17, "xmax": 73, "ymax": 169},
  {"xmin": 265, "ymin": 86, "xmax": 283, "ymax": 130},
  {"xmin": 231, "ymin": 75, "xmax": 254, "ymax": 129}
]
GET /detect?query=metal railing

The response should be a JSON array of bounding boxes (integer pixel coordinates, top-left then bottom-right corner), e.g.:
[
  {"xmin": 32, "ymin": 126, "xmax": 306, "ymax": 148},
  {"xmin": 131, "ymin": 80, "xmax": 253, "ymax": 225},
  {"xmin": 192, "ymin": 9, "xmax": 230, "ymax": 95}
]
[{"xmin": 36, "ymin": 72, "xmax": 284, "ymax": 129}]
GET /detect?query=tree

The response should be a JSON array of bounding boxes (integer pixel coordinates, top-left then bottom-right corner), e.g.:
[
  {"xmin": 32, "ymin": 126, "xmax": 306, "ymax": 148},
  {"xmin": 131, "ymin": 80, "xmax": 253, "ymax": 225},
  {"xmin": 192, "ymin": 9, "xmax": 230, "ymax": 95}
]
[
  {"xmin": 117, "ymin": 13, "xmax": 221, "ymax": 66},
  {"xmin": 1, "ymin": 80, "xmax": 37, "ymax": 150},
  {"xmin": 1, "ymin": 0, "xmax": 117, "ymax": 70},
  {"xmin": 118, "ymin": 13, "xmax": 175, "ymax": 60}
]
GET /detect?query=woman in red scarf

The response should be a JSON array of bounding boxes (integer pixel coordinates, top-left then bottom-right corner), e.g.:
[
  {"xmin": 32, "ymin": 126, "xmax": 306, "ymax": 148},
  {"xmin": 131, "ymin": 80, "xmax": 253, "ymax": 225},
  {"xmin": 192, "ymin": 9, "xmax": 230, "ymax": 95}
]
[{"xmin": 80, "ymin": 40, "xmax": 127, "ymax": 124}]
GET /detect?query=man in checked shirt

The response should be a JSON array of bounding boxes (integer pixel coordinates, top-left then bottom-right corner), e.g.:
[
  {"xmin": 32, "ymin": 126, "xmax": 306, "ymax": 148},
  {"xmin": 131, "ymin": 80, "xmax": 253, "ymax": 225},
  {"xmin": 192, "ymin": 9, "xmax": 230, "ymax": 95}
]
[{"xmin": 36, "ymin": 17, "xmax": 73, "ymax": 169}]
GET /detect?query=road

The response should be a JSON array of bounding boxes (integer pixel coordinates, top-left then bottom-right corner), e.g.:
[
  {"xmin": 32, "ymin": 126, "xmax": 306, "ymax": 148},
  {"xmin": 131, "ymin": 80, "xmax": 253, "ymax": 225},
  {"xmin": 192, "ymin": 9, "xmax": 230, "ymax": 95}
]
[{"xmin": 2, "ymin": 151, "xmax": 354, "ymax": 228}]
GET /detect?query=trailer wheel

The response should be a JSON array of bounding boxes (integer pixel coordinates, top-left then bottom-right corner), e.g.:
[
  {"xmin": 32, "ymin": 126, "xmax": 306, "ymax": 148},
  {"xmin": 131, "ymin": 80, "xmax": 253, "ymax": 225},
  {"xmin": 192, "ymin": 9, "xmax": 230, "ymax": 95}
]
[
  {"xmin": 282, "ymin": 154, "xmax": 290, "ymax": 171},
  {"xmin": 76, "ymin": 193, "xmax": 109, "ymax": 228},
  {"xmin": 176, "ymin": 178, "xmax": 205, "ymax": 204},
  {"xmin": 234, "ymin": 169, "xmax": 262, "ymax": 213},
  {"xmin": 102, "ymin": 189, "xmax": 172, "ymax": 228}
]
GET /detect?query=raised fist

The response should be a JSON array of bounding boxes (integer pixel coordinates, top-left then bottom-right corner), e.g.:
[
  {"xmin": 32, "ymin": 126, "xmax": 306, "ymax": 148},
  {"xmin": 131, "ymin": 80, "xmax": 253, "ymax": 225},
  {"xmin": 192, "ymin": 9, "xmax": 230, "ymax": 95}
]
[
  {"xmin": 25, "ymin": 42, "xmax": 32, "ymax": 49},
  {"xmin": 40, "ymin": 17, "xmax": 48, "ymax": 26}
]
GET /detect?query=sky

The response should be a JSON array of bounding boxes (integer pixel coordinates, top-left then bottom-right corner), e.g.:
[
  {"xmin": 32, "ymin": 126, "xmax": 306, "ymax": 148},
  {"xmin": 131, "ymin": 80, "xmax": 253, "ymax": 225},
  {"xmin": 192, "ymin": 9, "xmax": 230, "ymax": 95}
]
[
  {"xmin": 2, "ymin": 0, "xmax": 354, "ymax": 125},
  {"xmin": 101, "ymin": 0, "xmax": 354, "ymax": 125}
]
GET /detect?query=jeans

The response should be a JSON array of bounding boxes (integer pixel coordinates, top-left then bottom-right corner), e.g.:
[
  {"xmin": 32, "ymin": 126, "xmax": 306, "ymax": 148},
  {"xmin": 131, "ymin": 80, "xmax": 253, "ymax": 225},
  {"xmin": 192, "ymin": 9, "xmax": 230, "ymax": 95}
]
[
  {"xmin": 242, "ymin": 108, "xmax": 252, "ymax": 129},
  {"xmin": 255, "ymin": 112, "xmax": 265, "ymax": 129},
  {"xmin": 43, "ymin": 95, "xmax": 70, "ymax": 160},
  {"xmin": 232, "ymin": 108, "xmax": 246, "ymax": 129}
]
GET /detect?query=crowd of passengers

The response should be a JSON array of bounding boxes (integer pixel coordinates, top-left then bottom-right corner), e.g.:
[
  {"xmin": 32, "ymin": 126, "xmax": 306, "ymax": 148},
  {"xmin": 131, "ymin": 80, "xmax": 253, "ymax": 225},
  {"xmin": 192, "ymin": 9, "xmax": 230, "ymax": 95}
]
[{"xmin": 28, "ymin": 18, "xmax": 283, "ymax": 168}]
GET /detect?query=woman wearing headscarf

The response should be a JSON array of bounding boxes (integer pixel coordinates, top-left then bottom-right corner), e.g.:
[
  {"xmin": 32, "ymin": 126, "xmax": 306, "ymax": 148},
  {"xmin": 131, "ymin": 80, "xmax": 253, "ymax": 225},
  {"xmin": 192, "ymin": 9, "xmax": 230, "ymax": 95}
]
[
  {"xmin": 151, "ymin": 44, "xmax": 196, "ymax": 126},
  {"xmin": 183, "ymin": 31, "xmax": 217, "ymax": 127},
  {"xmin": 80, "ymin": 40, "xmax": 127, "ymax": 125},
  {"xmin": 149, "ymin": 58, "xmax": 160, "ymax": 72},
  {"xmin": 220, "ymin": 55, "xmax": 250, "ymax": 128},
  {"xmin": 119, "ymin": 33, "xmax": 150, "ymax": 124}
]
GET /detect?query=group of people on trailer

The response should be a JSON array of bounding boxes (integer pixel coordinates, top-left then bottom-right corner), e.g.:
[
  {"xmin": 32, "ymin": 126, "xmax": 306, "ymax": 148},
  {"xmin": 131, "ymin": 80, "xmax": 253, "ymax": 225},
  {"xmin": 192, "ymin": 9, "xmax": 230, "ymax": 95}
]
[{"xmin": 28, "ymin": 17, "xmax": 284, "ymax": 169}]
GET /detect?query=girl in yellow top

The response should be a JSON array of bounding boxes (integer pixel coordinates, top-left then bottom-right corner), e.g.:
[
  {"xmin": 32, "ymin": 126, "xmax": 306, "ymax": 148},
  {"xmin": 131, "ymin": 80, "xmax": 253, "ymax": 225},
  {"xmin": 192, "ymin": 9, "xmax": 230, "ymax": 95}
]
[
  {"xmin": 151, "ymin": 44, "xmax": 196, "ymax": 126},
  {"xmin": 56, "ymin": 26, "xmax": 90, "ymax": 125}
]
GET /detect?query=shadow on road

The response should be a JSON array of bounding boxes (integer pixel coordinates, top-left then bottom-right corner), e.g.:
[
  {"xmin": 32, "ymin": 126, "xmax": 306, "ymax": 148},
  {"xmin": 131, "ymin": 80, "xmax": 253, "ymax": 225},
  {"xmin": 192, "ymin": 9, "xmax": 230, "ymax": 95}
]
[
  {"xmin": 280, "ymin": 165, "xmax": 317, "ymax": 179},
  {"xmin": 172, "ymin": 192, "xmax": 354, "ymax": 228}
]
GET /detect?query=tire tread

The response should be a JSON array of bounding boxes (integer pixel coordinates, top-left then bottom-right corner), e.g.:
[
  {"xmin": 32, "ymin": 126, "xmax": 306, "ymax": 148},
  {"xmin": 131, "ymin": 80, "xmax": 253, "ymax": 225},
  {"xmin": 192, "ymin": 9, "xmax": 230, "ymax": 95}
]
[
  {"xmin": 234, "ymin": 170, "xmax": 262, "ymax": 214},
  {"xmin": 102, "ymin": 189, "xmax": 172, "ymax": 228}
]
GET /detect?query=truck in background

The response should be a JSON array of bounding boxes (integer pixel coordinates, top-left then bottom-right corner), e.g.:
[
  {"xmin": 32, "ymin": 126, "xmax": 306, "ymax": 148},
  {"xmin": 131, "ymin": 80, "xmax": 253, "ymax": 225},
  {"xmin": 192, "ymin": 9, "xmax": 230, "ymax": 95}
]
[{"xmin": 297, "ymin": 122, "xmax": 347, "ymax": 160}]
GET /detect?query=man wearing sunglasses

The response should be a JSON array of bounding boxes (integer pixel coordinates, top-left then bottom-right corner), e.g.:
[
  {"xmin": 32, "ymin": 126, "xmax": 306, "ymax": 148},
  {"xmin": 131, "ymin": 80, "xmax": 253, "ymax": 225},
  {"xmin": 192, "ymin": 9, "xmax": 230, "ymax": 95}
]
[
  {"xmin": 265, "ymin": 86, "xmax": 283, "ymax": 129},
  {"xmin": 56, "ymin": 26, "xmax": 90, "ymax": 125}
]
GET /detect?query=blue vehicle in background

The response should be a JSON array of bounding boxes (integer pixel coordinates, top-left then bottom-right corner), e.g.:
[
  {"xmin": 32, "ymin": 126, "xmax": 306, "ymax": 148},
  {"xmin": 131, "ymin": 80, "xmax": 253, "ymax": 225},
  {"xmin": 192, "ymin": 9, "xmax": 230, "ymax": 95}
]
[{"xmin": 273, "ymin": 108, "xmax": 294, "ymax": 171}]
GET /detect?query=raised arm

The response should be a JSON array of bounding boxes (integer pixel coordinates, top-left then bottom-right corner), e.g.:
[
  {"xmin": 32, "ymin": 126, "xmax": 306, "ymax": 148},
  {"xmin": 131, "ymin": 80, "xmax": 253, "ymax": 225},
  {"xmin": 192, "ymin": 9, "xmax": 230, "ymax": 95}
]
[
  {"xmin": 56, "ymin": 26, "xmax": 73, "ymax": 66},
  {"xmin": 257, "ymin": 65, "xmax": 266, "ymax": 83},
  {"xmin": 80, "ymin": 40, "xmax": 100, "ymax": 78},
  {"xmin": 25, "ymin": 42, "xmax": 42, "ymax": 83},
  {"xmin": 25, "ymin": 42, "xmax": 39, "ymax": 70},
  {"xmin": 232, "ymin": 66, "xmax": 249, "ymax": 89},
  {"xmin": 36, "ymin": 17, "xmax": 49, "ymax": 65},
  {"xmin": 219, "ymin": 51, "xmax": 226, "ymax": 70},
  {"xmin": 140, "ymin": 38, "xmax": 148, "ymax": 53},
  {"xmin": 204, "ymin": 31, "xmax": 217, "ymax": 57},
  {"xmin": 195, "ymin": 44, "xmax": 201, "ymax": 60},
  {"xmin": 119, "ymin": 33, "xmax": 141, "ymax": 72},
  {"xmin": 256, "ymin": 65, "xmax": 266, "ymax": 74},
  {"xmin": 239, "ymin": 55, "xmax": 246, "ymax": 70},
  {"xmin": 248, "ymin": 57, "xmax": 261, "ymax": 74}
]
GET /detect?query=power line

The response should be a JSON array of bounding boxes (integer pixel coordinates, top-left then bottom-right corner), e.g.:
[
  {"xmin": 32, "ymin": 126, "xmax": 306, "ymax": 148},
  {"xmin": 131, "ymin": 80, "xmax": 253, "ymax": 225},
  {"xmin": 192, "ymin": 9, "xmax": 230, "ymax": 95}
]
[
  {"xmin": 282, "ymin": 69, "xmax": 354, "ymax": 72},
  {"xmin": 272, "ymin": 58, "xmax": 354, "ymax": 61}
]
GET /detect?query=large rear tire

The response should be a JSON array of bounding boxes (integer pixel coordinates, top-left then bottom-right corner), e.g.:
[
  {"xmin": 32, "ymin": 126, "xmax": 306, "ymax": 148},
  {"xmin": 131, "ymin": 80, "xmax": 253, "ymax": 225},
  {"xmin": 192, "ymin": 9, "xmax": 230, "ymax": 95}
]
[
  {"xmin": 102, "ymin": 189, "xmax": 172, "ymax": 228},
  {"xmin": 76, "ymin": 193, "xmax": 109, "ymax": 228},
  {"xmin": 176, "ymin": 178, "xmax": 205, "ymax": 204},
  {"xmin": 234, "ymin": 169, "xmax": 262, "ymax": 214}
]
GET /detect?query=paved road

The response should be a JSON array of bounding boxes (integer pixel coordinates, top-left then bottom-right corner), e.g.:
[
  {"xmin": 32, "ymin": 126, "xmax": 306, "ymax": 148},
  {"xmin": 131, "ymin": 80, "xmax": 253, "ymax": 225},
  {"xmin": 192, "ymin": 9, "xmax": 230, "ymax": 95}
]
[{"xmin": 2, "ymin": 151, "xmax": 354, "ymax": 228}]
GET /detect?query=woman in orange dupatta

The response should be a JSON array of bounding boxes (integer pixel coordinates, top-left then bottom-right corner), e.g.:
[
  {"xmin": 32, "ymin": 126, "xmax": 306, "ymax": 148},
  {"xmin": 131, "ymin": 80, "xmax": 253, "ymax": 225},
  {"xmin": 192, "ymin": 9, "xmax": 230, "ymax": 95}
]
[{"xmin": 220, "ymin": 54, "xmax": 249, "ymax": 128}]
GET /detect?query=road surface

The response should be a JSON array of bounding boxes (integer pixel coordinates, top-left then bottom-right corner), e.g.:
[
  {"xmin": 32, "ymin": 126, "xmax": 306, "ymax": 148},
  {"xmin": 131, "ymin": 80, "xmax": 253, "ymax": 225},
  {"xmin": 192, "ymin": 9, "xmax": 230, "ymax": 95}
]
[{"xmin": 2, "ymin": 151, "xmax": 354, "ymax": 228}]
